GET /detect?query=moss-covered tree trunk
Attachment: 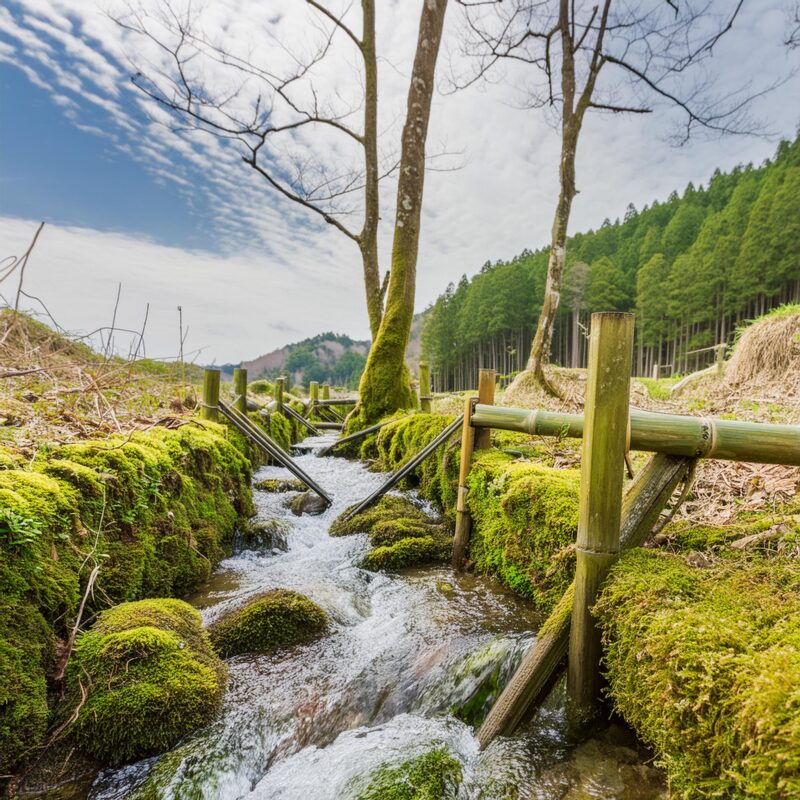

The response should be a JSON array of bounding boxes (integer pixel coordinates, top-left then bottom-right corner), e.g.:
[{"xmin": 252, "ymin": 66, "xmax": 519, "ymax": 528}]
[{"xmin": 353, "ymin": 0, "xmax": 449, "ymax": 426}]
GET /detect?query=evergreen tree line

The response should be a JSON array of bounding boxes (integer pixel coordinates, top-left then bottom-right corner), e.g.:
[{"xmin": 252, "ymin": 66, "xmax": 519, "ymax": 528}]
[{"xmin": 422, "ymin": 136, "xmax": 800, "ymax": 391}]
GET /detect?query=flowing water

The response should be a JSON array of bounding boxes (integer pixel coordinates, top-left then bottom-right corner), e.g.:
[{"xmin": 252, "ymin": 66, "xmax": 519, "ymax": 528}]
[{"xmin": 87, "ymin": 436, "xmax": 666, "ymax": 800}]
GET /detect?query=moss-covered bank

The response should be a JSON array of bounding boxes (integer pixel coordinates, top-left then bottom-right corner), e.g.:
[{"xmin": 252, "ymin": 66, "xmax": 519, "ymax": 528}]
[
  {"xmin": 0, "ymin": 419, "xmax": 256, "ymax": 780},
  {"xmin": 66, "ymin": 599, "xmax": 225, "ymax": 765},
  {"xmin": 595, "ymin": 550, "xmax": 800, "ymax": 799}
]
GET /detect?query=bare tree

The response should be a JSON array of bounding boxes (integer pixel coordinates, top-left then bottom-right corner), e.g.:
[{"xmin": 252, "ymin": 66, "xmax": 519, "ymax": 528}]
[
  {"xmin": 456, "ymin": 0, "xmax": 764, "ymax": 393},
  {"xmin": 355, "ymin": 0, "xmax": 451, "ymax": 424},
  {"xmin": 115, "ymin": 1, "xmax": 389, "ymax": 338},
  {"xmin": 787, "ymin": 4, "xmax": 800, "ymax": 49}
]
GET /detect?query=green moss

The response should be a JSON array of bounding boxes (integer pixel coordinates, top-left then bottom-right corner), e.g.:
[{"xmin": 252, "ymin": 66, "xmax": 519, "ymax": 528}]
[
  {"xmin": 361, "ymin": 534, "xmax": 451, "ymax": 572},
  {"xmin": 353, "ymin": 747, "xmax": 462, "ymax": 800},
  {"xmin": 254, "ymin": 478, "xmax": 307, "ymax": 493},
  {"xmin": 331, "ymin": 495, "xmax": 432, "ymax": 537},
  {"xmin": 595, "ymin": 549, "xmax": 800, "ymax": 799},
  {"xmin": 465, "ymin": 455, "xmax": 580, "ymax": 611},
  {"xmin": 66, "ymin": 599, "xmax": 225, "ymax": 766},
  {"xmin": 208, "ymin": 589, "xmax": 328, "ymax": 658},
  {"xmin": 248, "ymin": 379, "xmax": 274, "ymax": 395},
  {"xmin": 0, "ymin": 604, "xmax": 54, "ymax": 776}
]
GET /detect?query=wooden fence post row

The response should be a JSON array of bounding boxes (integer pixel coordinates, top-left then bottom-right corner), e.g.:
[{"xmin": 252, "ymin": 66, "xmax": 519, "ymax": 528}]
[{"xmin": 275, "ymin": 376, "xmax": 285, "ymax": 412}]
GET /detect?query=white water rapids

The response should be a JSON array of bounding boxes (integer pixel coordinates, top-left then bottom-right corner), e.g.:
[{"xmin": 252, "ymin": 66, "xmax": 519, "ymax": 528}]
[{"xmin": 88, "ymin": 436, "xmax": 665, "ymax": 800}]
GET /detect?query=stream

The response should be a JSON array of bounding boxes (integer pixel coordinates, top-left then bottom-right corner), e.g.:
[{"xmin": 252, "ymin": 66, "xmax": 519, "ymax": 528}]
[{"xmin": 88, "ymin": 435, "xmax": 666, "ymax": 800}]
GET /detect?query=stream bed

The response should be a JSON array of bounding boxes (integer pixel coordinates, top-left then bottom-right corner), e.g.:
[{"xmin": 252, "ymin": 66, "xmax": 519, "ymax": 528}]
[{"xmin": 88, "ymin": 436, "xmax": 666, "ymax": 800}]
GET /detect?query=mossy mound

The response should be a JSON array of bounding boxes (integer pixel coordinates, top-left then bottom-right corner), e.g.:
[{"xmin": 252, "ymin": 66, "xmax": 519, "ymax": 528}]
[
  {"xmin": 595, "ymin": 549, "xmax": 800, "ymax": 799},
  {"xmin": 254, "ymin": 478, "xmax": 307, "ymax": 493},
  {"xmin": 248, "ymin": 379, "xmax": 274, "ymax": 395},
  {"xmin": 358, "ymin": 415, "xmax": 460, "ymax": 512},
  {"xmin": 208, "ymin": 589, "xmax": 328, "ymax": 658},
  {"xmin": 0, "ymin": 421, "xmax": 254, "ymax": 778},
  {"xmin": 352, "ymin": 747, "xmax": 462, "ymax": 800},
  {"xmin": 66, "ymin": 599, "xmax": 225, "ymax": 766},
  {"xmin": 466, "ymin": 451, "xmax": 580, "ymax": 611},
  {"xmin": 331, "ymin": 495, "xmax": 452, "ymax": 571}
]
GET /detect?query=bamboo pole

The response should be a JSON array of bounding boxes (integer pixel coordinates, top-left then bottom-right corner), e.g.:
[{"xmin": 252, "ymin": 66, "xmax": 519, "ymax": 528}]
[
  {"xmin": 275, "ymin": 376, "xmax": 285, "ymax": 413},
  {"xmin": 322, "ymin": 384, "xmax": 330, "ymax": 401},
  {"xmin": 568, "ymin": 312, "xmax": 633, "ymax": 718},
  {"xmin": 201, "ymin": 368, "xmax": 220, "ymax": 422},
  {"xmin": 310, "ymin": 381, "xmax": 319, "ymax": 405},
  {"xmin": 474, "ymin": 369, "xmax": 496, "ymax": 451},
  {"xmin": 469, "ymin": 405, "xmax": 800, "ymax": 467},
  {"xmin": 233, "ymin": 367, "xmax": 247, "ymax": 416},
  {"xmin": 419, "ymin": 362, "xmax": 432, "ymax": 412},
  {"xmin": 452, "ymin": 397, "xmax": 476, "ymax": 571},
  {"xmin": 477, "ymin": 452, "xmax": 692, "ymax": 748}
]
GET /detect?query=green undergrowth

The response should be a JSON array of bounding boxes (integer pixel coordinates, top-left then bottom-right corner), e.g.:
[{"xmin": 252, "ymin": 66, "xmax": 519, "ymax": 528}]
[
  {"xmin": 208, "ymin": 589, "xmax": 328, "ymax": 658},
  {"xmin": 595, "ymin": 549, "xmax": 800, "ymax": 799},
  {"xmin": 466, "ymin": 451, "xmax": 580, "ymax": 611},
  {"xmin": 66, "ymin": 599, "xmax": 225, "ymax": 765},
  {"xmin": 331, "ymin": 495, "xmax": 452, "ymax": 571},
  {"xmin": 0, "ymin": 420, "xmax": 256, "ymax": 780},
  {"xmin": 351, "ymin": 747, "xmax": 462, "ymax": 800}
]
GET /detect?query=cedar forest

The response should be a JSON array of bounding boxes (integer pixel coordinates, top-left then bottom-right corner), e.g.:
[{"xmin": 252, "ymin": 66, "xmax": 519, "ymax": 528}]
[{"xmin": 422, "ymin": 135, "xmax": 800, "ymax": 390}]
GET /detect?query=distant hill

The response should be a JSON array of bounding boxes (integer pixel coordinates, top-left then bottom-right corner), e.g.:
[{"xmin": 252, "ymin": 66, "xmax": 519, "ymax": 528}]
[{"xmin": 242, "ymin": 332, "xmax": 370, "ymax": 389}]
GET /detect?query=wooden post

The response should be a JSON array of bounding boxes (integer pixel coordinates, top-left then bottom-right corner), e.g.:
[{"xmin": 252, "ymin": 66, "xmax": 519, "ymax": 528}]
[
  {"xmin": 322, "ymin": 383, "xmax": 330, "ymax": 401},
  {"xmin": 452, "ymin": 397, "xmax": 476, "ymax": 571},
  {"xmin": 716, "ymin": 343, "xmax": 726, "ymax": 376},
  {"xmin": 275, "ymin": 376, "xmax": 285, "ymax": 413},
  {"xmin": 474, "ymin": 369, "xmax": 495, "ymax": 451},
  {"xmin": 651, "ymin": 363, "xmax": 659, "ymax": 381},
  {"xmin": 233, "ymin": 367, "xmax": 247, "ymax": 415},
  {"xmin": 201, "ymin": 369, "xmax": 220, "ymax": 422},
  {"xmin": 310, "ymin": 381, "xmax": 319, "ymax": 404},
  {"xmin": 567, "ymin": 312, "xmax": 633, "ymax": 720},
  {"xmin": 419, "ymin": 362, "xmax": 432, "ymax": 413}
]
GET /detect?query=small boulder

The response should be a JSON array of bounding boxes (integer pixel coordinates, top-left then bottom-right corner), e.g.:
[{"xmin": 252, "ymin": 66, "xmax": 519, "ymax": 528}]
[
  {"xmin": 254, "ymin": 478, "xmax": 307, "ymax": 493},
  {"xmin": 235, "ymin": 518, "xmax": 289, "ymax": 554},
  {"xmin": 208, "ymin": 589, "xmax": 328, "ymax": 658},
  {"xmin": 288, "ymin": 491, "xmax": 329, "ymax": 516}
]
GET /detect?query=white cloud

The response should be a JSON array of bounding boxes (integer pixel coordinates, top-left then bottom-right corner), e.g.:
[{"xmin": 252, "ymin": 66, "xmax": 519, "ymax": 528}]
[{"xmin": 0, "ymin": 0, "xmax": 798, "ymax": 359}]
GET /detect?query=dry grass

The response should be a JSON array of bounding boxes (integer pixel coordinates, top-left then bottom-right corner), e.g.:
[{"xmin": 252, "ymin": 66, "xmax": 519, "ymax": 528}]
[{"xmin": 0, "ymin": 310, "xmax": 202, "ymax": 457}]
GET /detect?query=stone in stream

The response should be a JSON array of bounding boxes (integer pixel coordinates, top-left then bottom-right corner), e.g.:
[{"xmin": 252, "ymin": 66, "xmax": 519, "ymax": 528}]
[
  {"xmin": 235, "ymin": 518, "xmax": 289, "ymax": 554},
  {"xmin": 254, "ymin": 477, "xmax": 307, "ymax": 493},
  {"xmin": 288, "ymin": 491, "xmax": 329, "ymax": 516}
]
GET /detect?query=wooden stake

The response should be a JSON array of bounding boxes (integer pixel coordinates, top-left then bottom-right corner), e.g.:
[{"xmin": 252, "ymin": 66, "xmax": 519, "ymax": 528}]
[
  {"xmin": 477, "ymin": 452, "xmax": 691, "ymax": 748},
  {"xmin": 233, "ymin": 367, "xmax": 247, "ymax": 415},
  {"xmin": 452, "ymin": 397, "xmax": 477, "ymax": 571},
  {"xmin": 419, "ymin": 362, "xmax": 432, "ymax": 412},
  {"xmin": 275, "ymin": 376, "xmax": 285, "ymax": 413},
  {"xmin": 474, "ymin": 369, "xmax": 495, "ymax": 451},
  {"xmin": 310, "ymin": 381, "xmax": 319, "ymax": 404},
  {"xmin": 322, "ymin": 383, "xmax": 330, "ymax": 401},
  {"xmin": 716, "ymin": 343, "xmax": 726, "ymax": 376},
  {"xmin": 201, "ymin": 369, "xmax": 220, "ymax": 422},
  {"xmin": 567, "ymin": 312, "xmax": 633, "ymax": 719}
]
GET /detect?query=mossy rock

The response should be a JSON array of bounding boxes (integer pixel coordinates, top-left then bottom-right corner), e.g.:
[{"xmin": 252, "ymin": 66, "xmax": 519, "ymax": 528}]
[
  {"xmin": 235, "ymin": 518, "xmax": 289, "ymax": 554},
  {"xmin": 351, "ymin": 747, "xmax": 462, "ymax": 800},
  {"xmin": 248, "ymin": 379, "xmax": 274, "ymax": 395},
  {"xmin": 66, "ymin": 599, "xmax": 225, "ymax": 766},
  {"xmin": 208, "ymin": 589, "xmax": 328, "ymax": 658},
  {"xmin": 595, "ymin": 549, "xmax": 800, "ymax": 799},
  {"xmin": 330, "ymin": 495, "xmax": 428, "ymax": 538},
  {"xmin": 254, "ymin": 478, "xmax": 307, "ymax": 493},
  {"xmin": 361, "ymin": 534, "xmax": 452, "ymax": 572}
]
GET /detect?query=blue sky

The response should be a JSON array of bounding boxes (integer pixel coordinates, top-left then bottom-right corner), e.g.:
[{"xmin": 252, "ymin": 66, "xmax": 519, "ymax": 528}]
[{"xmin": 0, "ymin": 0, "xmax": 799, "ymax": 361}]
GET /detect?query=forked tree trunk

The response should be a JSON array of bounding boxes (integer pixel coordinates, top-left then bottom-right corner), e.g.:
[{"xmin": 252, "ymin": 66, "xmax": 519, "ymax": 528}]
[{"xmin": 353, "ymin": 0, "xmax": 449, "ymax": 426}]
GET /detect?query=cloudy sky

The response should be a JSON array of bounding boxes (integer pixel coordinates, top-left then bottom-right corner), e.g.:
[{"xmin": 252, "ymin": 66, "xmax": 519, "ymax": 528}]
[{"xmin": 1, "ymin": 0, "xmax": 798, "ymax": 364}]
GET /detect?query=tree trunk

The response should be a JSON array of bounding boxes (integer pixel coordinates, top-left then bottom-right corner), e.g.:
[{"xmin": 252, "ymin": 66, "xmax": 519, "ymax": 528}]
[
  {"xmin": 359, "ymin": 0, "xmax": 383, "ymax": 339},
  {"xmin": 352, "ymin": 0, "xmax": 449, "ymax": 426}
]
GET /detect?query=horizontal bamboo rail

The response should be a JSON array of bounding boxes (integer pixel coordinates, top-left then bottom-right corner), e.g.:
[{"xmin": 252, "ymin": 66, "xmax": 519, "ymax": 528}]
[
  {"xmin": 470, "ymin": 405, "xmax": 800, "ymax": 466},
  {"xmin": 316, "ymin": 398, "xmax": 358, "ymax": 406}
]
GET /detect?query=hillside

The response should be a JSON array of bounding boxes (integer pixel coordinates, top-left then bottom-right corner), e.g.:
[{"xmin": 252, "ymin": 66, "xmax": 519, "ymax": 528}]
[
  {"xmin": 422, "ymin": 136, "xmax": 800, "ymax": 390},
  {"xmin": 241, "ymin": 332, "xmax": 370, "ymax": 389}
]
